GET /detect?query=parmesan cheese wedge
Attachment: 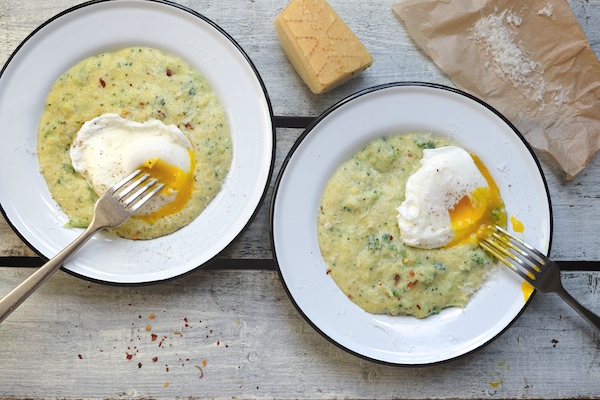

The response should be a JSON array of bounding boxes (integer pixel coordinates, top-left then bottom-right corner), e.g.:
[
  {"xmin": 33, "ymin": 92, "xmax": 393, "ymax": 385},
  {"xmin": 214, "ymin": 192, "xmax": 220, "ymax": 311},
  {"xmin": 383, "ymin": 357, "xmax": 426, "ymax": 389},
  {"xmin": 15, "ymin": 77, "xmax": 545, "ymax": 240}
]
[{"xmin": 274, "ymin": 0, "xmax": 373, "ymax": 94}]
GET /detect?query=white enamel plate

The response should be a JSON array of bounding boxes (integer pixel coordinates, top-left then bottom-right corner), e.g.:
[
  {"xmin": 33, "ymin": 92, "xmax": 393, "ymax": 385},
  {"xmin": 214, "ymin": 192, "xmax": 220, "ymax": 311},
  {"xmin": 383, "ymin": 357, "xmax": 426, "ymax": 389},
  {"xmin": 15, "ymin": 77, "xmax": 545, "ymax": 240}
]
[
  {"xmin": 0, "ymin": 0, "xmax": 274, "ymax": 284},
  {"xmin": 271, "ymin": 83, "xmax": 552, "ymax": 365}
]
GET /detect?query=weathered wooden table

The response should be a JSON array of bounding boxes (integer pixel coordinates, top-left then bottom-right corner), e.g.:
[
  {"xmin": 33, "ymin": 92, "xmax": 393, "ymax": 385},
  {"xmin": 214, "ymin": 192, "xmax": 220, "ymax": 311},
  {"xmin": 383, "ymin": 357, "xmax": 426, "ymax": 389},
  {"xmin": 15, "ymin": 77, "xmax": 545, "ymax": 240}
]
[{"xmin": 1, "ymin": 0, "xmax": 600, "ymax": 398}]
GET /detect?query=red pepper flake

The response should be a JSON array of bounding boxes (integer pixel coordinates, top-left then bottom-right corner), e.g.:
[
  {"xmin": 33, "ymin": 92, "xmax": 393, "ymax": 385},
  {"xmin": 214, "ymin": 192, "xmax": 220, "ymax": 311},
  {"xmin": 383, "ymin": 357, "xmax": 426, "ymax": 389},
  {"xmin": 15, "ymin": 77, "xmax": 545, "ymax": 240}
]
[
  {"xmin": 326, "ymin": 269, "xmax": 332, "ymax": 275},
  {"xmin": 151, "ymin": 333, "xmax": 158, "ymax": 342},
  {"xmin": 217, "ymin": 341, "xmax": 220, "ymax": 346},
  {"xmin": 408, "ymin": 152, "xmax": 414, "ymax": 157},
  {"xmin": 78, "ymin": 354, "xmax": 83, "ymax": 360},
  {"xmin": 416, "ymin": 304, "xmax": 421, "ymax": 310},
  {"xmin": 99, "ymin": 77, "xmax": 106, "ymax": 88},
  {"xmin": 407, "ymin": 280, "xmax": 419, "ymax": 288},
  {"xmin": 195, "ymin": 365, "xmax": 204, "ymax": 379},
  {"xmin": 409, "ymin": 270, "xmax": 415, "ymax": 277},
  {"xmin": 394, "ymin": 274, "xmax": 400, "ymax": 281},
  {"xmin": 152, "ymin": 357, "xmax": 158, "ymax": 362},
  {"xmin": 202, "ymin": 359, "xmax": 207, "ymax": 366},
  {"xmin": 126, "ymin": 353, "xmax": 133, "ymax": 360},
  {"xmin": 347, "ymin": 294, "xmax": 354, "ymax": 300},
  {"xmin": 184, "ymin": 122, "xmax": 194, "ymax": 130},
  {"xmin": 138, "ymin": 362, "xmax": 142, "ymax": 369},
  {"xmin": 166, "ymin": 69, "xmax": 172, "ymax": 76},
  {"xmin": 389, "ymin": 235, "xmax": 393, "ymax": 241}
]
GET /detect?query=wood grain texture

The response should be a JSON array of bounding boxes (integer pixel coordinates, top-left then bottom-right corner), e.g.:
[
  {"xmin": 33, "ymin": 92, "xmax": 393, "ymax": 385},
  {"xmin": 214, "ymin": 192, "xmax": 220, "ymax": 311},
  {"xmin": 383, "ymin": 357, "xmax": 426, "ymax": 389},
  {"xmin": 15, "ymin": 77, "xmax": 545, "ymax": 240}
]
[
  {"xmin": 1, "ymin": 1, "xmax": 600, "ymax": 261},
  {"xmin": 0, "ymin": 268, "xmax": 599, "ymax": 399},
  {"xmin": 1, "ymin": 1, "xmax": 600, "ymax": 399}
]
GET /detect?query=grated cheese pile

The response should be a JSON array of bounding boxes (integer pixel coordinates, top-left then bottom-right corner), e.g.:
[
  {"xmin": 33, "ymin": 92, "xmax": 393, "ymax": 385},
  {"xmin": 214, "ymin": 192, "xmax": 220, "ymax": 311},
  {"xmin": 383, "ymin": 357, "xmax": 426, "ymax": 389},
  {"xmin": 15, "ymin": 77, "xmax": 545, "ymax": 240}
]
[
  {"xmin": 469, "ymin": 9, "xmax": 543, "ymax": 89},
  {"xmin": 469, "ymin": 7, "xmax": 569, "ymax": 110},
  {"xmin": 537, "ymin": 1, "xmax": 554, "ymax": 16}
]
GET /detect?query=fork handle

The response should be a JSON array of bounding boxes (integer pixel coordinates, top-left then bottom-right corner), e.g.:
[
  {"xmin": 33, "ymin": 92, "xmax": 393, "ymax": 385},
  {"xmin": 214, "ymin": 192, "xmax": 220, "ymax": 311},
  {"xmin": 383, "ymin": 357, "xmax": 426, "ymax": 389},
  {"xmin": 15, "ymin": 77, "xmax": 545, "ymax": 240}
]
[
  {"xmin": 0, "ymin": 223, "xmax": 103, "ymax": 324},
  {"xmin": 556, "ymin": 287, "xmax": 600, "ymax": 332}
]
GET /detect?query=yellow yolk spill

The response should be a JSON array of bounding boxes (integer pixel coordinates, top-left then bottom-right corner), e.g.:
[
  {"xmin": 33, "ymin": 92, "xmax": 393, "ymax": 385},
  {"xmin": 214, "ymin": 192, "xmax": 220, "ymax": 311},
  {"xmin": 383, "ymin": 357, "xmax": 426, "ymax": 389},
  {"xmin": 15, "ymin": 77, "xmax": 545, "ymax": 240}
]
[
  {"xmin": 510, "ymin": 215, "xmax": 525, "ymax": 233},
  {"xmin": 445, "ymin": 154, "xmax": 506, "ymax": 248},
  {"xmin": 135, "ymin": 149, "xmax": 195, "ymax": 223},
  {"xmin": 509, "ymin": 214, "xmax": 530, "ymax": 300},
  {"xmin": 444, "ymin": 158, "xmax": 532, "ymax": 300},
  {"xmin": 522, "ymin": 281, "xmax": 534, "ymax": 302}
]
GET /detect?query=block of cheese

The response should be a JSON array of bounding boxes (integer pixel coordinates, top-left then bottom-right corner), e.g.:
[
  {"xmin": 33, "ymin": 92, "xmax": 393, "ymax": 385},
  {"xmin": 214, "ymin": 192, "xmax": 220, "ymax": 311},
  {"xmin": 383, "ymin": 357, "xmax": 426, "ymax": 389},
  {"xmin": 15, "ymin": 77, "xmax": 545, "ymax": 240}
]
[{"xmin": 274, "ymin": 0, "xmax": 373, "ymax": 94}]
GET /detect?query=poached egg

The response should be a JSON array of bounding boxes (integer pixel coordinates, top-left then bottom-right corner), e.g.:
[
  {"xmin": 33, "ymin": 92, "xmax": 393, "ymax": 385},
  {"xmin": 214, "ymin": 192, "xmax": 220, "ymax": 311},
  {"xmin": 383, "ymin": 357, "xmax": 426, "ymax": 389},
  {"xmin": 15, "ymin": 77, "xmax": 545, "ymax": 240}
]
[
  {"xmin": 396, "ymin": 146, "xmax": 505, "ymax": 249},
  {"xmin": 70, "ymin": 113, "xmax": 195, "ymax": 222}
]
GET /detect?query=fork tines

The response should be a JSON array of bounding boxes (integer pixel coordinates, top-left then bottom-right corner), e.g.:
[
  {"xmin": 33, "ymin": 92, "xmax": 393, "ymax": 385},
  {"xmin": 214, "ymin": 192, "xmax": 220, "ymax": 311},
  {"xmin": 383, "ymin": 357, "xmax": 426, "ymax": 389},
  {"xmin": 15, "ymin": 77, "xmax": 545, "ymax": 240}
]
[
  {"xmin": 479, "ymin": 225, "xmax": 544, "ymax": 283},
  {"xmin": 111, "ymin": 170, "xmax": 165, "ymax": 213},
  {"xmin": 480, "ymin": 227, "xmax": 600, "ymax": 332}
]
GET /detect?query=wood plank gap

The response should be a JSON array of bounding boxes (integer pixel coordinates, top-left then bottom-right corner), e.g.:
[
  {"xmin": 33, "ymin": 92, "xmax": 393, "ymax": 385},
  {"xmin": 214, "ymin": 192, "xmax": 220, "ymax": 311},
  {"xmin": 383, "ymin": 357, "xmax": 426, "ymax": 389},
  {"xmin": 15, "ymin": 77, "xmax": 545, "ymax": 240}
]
[
  {"xmin": 273, "ymin": 115, "xmax": 315, "ymax": 129},
  {"xmin": 209, "ymin": 258, "xmax": 277, "ymax": 271},
  {"xmin": 0, "ymin": 257, "xmax": 597, "ymax": 271},
  {"xmin": 0, "ymin": 257, "xmax": 277, "ymax": 271},
  {"xmin": 555, "ymin": 261, "xmax": 600, "ymax": 271}
]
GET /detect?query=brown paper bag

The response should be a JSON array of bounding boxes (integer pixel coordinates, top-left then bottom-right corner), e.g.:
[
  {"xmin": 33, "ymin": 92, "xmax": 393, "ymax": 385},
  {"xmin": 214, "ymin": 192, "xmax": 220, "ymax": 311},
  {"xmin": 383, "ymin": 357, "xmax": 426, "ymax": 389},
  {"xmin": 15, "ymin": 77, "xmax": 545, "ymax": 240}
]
[{"xmin": 393, "ymin": 0, "xmax": 600, "ymax": 179}]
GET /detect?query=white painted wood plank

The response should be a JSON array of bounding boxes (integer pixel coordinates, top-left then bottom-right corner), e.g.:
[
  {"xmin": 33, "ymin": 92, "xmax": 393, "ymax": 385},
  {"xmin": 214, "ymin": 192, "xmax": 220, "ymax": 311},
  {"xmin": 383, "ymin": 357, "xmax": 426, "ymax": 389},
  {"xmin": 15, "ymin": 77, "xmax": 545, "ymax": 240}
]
[
  {"xmin": 0, "ymin": 268, "xmax": 599, "ymax": 399},
  {"xmin": 1, "ymin": 1, "xmax": 600, "ymax": 398},
  {"xmin": 219, "ymin": 127, "xmax": 303, "ymax": 260},
  {"xmin": 2, "ymin": 1, "xmax": 600, "ymax": 261},
  {"xmin": 3, "ymin": 131, "xmax": 600, "ymax": 262},
  {"xmin": 0, "ymin": 126, "xmax": 303, "ymax": 260},
  {"xmin": 1, "ymin": 0, "xmax": 599, "ymax": 118}
]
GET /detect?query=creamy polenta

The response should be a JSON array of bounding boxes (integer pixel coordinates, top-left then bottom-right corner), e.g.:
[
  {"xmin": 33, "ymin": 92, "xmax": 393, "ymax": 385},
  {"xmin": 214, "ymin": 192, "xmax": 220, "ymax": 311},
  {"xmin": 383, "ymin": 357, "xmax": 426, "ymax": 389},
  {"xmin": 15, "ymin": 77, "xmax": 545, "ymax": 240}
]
[
  {"xmin": 317, "ymin": 134, "xmax": 505, "ymax": 318},
  {"xmin": 37, "ymin": 47, "xmax": 232, "ymax": 239}
]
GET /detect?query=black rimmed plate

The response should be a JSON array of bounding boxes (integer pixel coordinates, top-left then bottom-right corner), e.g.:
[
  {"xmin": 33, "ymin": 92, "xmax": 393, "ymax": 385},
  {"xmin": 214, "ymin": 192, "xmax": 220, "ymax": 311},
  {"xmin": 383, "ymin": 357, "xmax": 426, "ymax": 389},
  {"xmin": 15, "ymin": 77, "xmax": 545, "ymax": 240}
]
[
  {"xmin": 270, "ymin": 82, "xmax": 551, "ymax": 365},
  {"xmin": 0, "ymin": 0, "xmax": 274, "ymax": 284}
]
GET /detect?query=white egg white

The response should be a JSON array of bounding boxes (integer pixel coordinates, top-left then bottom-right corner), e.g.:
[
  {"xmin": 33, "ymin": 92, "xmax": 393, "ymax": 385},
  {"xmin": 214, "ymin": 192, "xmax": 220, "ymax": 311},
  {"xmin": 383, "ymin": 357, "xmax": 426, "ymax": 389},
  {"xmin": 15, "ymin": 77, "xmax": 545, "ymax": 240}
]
[
  {"xmin": 396, "ymin": 146, "xmax": 488, "ymax": 249},
  {"xmin": 70, "ymin": 113, "xmax": 192, "ymax": 214}
]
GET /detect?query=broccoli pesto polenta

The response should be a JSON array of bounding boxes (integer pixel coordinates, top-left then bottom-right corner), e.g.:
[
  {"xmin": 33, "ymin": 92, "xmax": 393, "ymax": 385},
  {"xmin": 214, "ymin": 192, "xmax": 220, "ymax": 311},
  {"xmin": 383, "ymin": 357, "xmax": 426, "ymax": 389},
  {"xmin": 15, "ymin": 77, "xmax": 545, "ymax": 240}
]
[
  {"xmin": 37, "ymin": 47, "xmax": 232, "ymax": 240},
  {"xmin": 317, "ymin": 134, "xmax": 506, "ymax": 318}
]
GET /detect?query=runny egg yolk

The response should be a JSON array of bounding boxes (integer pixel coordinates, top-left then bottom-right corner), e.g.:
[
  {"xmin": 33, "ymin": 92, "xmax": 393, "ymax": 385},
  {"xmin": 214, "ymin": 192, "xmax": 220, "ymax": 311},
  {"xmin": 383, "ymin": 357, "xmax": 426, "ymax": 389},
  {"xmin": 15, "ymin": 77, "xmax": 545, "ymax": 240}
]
[
  {"xmin": 135, "ymin": 149, "xmax": 195, "ymax": 223},
  {"xmin": 510, "ymin": 215, "xmax": 525, "ymax": 233},
  {"xmin": 445, "ymin": 154, "xmax": 506, "ymax": 248}
]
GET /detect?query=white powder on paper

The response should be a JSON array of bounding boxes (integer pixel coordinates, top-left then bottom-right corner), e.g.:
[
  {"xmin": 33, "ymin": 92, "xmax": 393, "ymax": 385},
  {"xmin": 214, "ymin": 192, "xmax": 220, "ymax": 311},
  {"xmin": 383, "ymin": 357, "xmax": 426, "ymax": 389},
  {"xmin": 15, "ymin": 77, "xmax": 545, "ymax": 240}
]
[
  {"xmin": 551, "ymin": 85, "xmax": 569, "ymax": 106},
  {"xmin": 469, "ymin": 7, "xmax": 568, "ymax": 109},
  {"xmin": 469, "ymin": 9, "xmax": 543, "ymax": 89},
  {"xmin": 506, "ymin": 12, "xmax": 522, "ymax": 27},
  {"xmin": 537, "ymin": 1, "xmax": 554, "ymax": 16}
]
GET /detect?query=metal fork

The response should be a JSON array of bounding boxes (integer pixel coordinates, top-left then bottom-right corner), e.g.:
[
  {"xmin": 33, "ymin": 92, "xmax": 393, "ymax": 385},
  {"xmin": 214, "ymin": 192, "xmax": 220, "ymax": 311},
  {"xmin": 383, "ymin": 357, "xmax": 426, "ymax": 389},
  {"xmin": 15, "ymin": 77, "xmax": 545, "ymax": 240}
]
[
  {"xmin": 0, "ymin": 170, "xmax": 164, "ymax": 323},
  {"xmin": 480, "ymin": 225, "xmax": 600, "ymax": 332}
]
